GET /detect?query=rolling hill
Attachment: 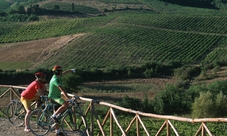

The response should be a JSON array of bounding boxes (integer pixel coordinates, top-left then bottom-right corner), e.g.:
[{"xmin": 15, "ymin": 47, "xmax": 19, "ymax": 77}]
[
  {"xmin": 1, "ymin": 0, "xmax": 227, "ymax": 119},
  {"xmin": 1, "ymin": 0, "xmax": 227, "ymax": 83}
]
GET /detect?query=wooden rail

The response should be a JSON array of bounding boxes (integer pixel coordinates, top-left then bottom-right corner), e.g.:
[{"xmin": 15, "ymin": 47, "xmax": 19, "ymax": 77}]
[{"xmin": 1, "ymin": 85, "xmax": 227, "ymax": 136}]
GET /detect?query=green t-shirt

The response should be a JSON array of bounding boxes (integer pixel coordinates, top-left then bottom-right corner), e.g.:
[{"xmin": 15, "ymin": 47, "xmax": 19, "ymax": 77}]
[{"xmin": 48, "ymin": 75, "xmax": 62, "ymax": 98}]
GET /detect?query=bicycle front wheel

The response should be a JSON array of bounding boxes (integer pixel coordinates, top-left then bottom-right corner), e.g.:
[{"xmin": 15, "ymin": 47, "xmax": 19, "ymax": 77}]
[
  {"xmin": 28, "ymin": 109, "xmax": 52, "ymax": 136},
  {"xmin": 7, "ymin": 101, "xmax": 25, "ymax": 127},
  {"xmin": 61, "ymin": 111, "xmax": 88, "ymax": 136}
]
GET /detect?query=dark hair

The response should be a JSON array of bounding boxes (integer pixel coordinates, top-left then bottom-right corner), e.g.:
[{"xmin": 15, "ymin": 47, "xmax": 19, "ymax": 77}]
[{"xmin": 53, "ymin": 70, "xmax": 62, "ymax": 75}]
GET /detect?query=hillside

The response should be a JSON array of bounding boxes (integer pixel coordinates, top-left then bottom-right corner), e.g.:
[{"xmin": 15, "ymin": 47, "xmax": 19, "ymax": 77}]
[
  {"xmin": 1, "ymin": 0, "xmax": 227, "ymax": 70},
  {"xmin": 0, "ymin": 34, "xmax": 84, "ymax": 70},
  {"xmin": 1, "ymin": 34, "xmax": 227, "ymax": 103},
  {"xmin": 1, "ymin": 0, "xmax": 227, "ymax": 102}
]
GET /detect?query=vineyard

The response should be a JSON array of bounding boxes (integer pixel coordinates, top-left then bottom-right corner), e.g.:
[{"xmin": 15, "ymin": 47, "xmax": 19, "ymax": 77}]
[
  {"xmin": 1, "ymin": 1, "xmax": 227, "ymax": 135},
  {"xmin": 0, "ymin": 0, "xmax": 227, "ymax": 70},
  {"xmin": 1, "ymin": 10, "xmax": 227, "ymax": 69}
]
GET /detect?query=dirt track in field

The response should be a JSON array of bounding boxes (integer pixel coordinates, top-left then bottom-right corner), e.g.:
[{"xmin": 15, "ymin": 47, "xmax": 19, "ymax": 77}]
[{"xmin": 0, "ymin": 34, "xmax": 84, "ymax": 70}]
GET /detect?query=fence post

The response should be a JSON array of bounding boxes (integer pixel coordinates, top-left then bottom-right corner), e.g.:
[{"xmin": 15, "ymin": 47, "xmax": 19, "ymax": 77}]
[
  {"xmin": 10, "ymin": 88, "xmax": 13, "ymax": 101},
  {"xmin": 110, "ymin": 108, "xmax": 113, "ymax": 136},
  {"xmin": 167, "ymin": 120, "xmax": 170, "ymax": 136},
  {"xmin": 136, "ymin": 114, "xmax": 140, "ymax": 136},
  {"xmin": 90, "ymin": 101, "xmax": 94, "ymax": 136},
  {"xmin": 202, "ymin": 124, "xmax": 205, "ymax": 136}
]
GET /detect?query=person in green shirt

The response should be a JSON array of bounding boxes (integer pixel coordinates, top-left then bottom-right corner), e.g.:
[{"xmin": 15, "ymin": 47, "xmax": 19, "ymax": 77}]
[{"xmin": 48, "ymin": 65, "xmax": 75, "ymax": 136}]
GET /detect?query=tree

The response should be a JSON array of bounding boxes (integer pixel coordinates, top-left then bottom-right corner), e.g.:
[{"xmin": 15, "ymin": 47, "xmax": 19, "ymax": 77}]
[
  {"xmin": 54, "ymin": 5, "xmax": 60, "ymax": 11},
  {"xmin": 72, "ymin": 3, "xmax": 75, "ymax": 12},
  {"xmin": 192, "ymin": 91, "xmax": 216, "ymax": 118},
  {"xmin": 192, "ymin": 91, "xmax": 227, "ymax": 118},
  {"xmin": 62, "ymin": 74, "xmax": 82, "ymax": 93},
  {"xmin": 32, "ymin": 4, "xmax": 41, "ymax": 14},
  {"xmin": 26, "ymin": 6, "xmax": 32, "ymax": 15},
  {"xmin": 153, "ymin": 95, "xmax": 164, "ymax": 114},
  {"xmin": 215, "ymin": 91, "xmax": 227, "ymax": 117},
  {"xmin": 211, "ymin": 0, "xmax": 227, "ymax": 9},
  {"xmin": 17, "ymin": 5, "xmax": 26, "ymax": 14},
  {"xmin": 27, "ymin": 14, "xmax": 39, "ymax": 21}
]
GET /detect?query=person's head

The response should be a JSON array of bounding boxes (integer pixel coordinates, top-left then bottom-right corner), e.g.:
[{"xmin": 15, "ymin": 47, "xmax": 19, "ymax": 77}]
[
  {"xmin": 52, "ymin": 65, "xmax": 63, "ymax": 76},
  {"xmin": 35, "ymin": 72, "xmax": 46, "ymax": 84}
]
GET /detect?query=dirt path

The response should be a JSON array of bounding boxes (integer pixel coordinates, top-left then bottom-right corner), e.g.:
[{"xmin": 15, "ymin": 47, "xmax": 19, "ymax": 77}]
[
  {"xmin": 29, "ymin": 33, "xmax": 85, "ymax": 69},
  {"xmin": 0, "ymin": 118, "xmax": 80, "ymax": 136},
  {"xmin": 0, "ymin": 34, "xmax": 85, "ymax": 70},
  {"xmin": 0, "ymin": 117, "xmax": 53, "ymax": 136}
]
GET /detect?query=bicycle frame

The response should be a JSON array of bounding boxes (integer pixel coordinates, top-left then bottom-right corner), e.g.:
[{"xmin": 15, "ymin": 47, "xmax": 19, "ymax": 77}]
[
  {"xmin": 7, "ymin": 96, "xmax": 46, "ymax": 127},
  {"xmin": 28, "ymin": 95, "xmax": 88, "ymax": 136}
]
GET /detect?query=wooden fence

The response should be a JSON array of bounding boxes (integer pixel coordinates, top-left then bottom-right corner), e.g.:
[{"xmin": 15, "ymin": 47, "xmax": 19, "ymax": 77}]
[{"xmin": 1, "ymin": 85, "xmax": 227, "ymax": 136}]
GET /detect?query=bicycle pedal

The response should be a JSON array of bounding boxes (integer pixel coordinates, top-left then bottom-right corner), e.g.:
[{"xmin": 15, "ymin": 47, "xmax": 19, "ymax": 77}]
[{"xmin": 51, "ymin": 123, "xmax": 57, "ymax": 129}]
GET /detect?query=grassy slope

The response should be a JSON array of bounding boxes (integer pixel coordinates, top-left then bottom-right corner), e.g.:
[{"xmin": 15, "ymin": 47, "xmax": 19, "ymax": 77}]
[
  {"xmin": 2, "ymin": 13, "xmax": 227, "ymax": 70},
  {"xmin": 1, "ymin": 0, "xmax": 227, "ymax": 102},
  {"xmin": 1, "ymin": 0, "xmax": 227, "ymax": 70}
]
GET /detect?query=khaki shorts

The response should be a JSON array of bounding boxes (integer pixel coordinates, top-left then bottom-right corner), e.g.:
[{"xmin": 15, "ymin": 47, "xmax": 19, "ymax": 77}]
[{"xmin": 21, "ymin": 96, "xmax": 40, "ymax": 111}]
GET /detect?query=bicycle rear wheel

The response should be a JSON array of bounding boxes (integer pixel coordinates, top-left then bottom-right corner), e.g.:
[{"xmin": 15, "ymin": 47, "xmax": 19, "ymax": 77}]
[
  {"xmin": 7, "ymin": 100, "xmax": 25, "ymax": 127},
  {"xmin": 28, "ymin": 109, "xmax": 52, "ymax": 136},
  {"xmin": 61, "ymin": 111, "xmax": 88, "ymax": 136}
]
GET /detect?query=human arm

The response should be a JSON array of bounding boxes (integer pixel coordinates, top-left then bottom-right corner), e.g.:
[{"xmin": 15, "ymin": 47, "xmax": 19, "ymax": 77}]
[
  {"xmin": 62, "ymin": 68, "xmax": 76, "ymax": 75},
  {"xmin": 35, "ymin": 83, "xmax": 48, "ymax": 96},
  {"xmin": 36, "ymin": 87, "xmax": 48, "ymax": 96},
  {"xmin": 41, "ymin": 85, "xmax": 49, "ymax": 95},
  {"xmin": 58, "ymin": 86, "xmax": 71, "ymax": 100}
]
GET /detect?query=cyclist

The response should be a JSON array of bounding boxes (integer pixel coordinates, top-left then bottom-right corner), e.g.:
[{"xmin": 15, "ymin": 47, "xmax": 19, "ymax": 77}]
[
  {"xmin": 48, "ymin": 65, "xmax": 75, "ymax": 136},
  {"xmin": 20, "ymin": 72, "xmax": 48, "ymax": 132}
]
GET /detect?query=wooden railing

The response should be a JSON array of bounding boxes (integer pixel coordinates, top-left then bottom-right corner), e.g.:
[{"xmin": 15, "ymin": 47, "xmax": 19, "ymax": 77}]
[{"xmin": 1, "ymin": 85, "xmax": 227, "ymax": 136}]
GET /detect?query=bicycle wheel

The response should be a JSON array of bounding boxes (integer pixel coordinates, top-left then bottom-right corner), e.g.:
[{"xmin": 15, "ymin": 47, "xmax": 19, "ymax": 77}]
[
  {"xmin": 61, "ymin": 111, "xmax": 88, "ymax": 136},
  {"xmin": 7, "ymin": 100, "xmax": 25, "ymax": 126},
  {"xmin": 28, "ymin": 109, "xmax": 52, "ymax": 136}
]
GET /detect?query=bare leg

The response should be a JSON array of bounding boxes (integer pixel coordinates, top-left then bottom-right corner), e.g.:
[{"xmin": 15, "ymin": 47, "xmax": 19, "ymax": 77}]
[
  {"xmin": 54, "ymin": 101, "xmax": 69, "ymax": 115},
  {"xmin": 24, "ymin": 109, "xmax": 31, "ymax": 131},
  {"xmin": 53, "ymin": 101, "xmax": 69, "ymax": 130}
]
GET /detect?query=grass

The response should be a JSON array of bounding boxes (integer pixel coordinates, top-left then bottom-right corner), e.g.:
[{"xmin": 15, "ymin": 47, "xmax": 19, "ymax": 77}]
[
  {"xmin": 1, "ymin": 1, "xmax": 227, "ymax": 135},
  {"xmin": 79, "ymin": 82, "xmax": 160, "ymax": 93},
  {"xmin": 1, "ymin": 10, "xmax": 227, "ymax": 70},
  {"xmin": 0, "ymin": 62, "xmax": 31, "ymax": 70},
  {"xmin": 76, "ymin": 78, "xmax": 167, "ymax": 103},
  {"xmin": 0, "ymin": 0, "xmax": 11, "ymax": 10}
]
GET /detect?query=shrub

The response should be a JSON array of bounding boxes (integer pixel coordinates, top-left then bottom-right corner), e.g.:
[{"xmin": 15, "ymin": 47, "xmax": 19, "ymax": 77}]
[
  {"xmin": 192, "ymin": 91, "xmax": 216, "ymax": 118},
  {"xmin": 62, "ymin": 74, "xmax": 82, "ymax": 94},
  {"xmin": 143, "ymin": 68, "xmax": 156, "ymax": 78},
  {"xmin": 191, "ymin": 91, "xmax": 227, "ymax": 118},
  {"xmin": 27, "ymin": 14, "xmax": 39, "ymax": 21},
  {"xmin": 153, "ymin": 95, "xmax": 164, "ymax": 114},
  {"xmin": 153, "ymin": 83, "xmax": 192, "ymax": 114}
]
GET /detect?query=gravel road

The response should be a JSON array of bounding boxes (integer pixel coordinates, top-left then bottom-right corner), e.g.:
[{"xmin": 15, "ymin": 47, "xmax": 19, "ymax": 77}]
[
  {"xmin": 0, "ymin": 118, "xmax": 56, "ymax": 136},
  {"xmin": 0, "ymin": 118, "xmax": 82, "ymax": 136}
]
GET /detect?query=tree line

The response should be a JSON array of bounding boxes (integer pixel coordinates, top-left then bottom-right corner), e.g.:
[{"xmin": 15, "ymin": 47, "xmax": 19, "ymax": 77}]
[
  {"xmin": 2, "ymin": 0, "xmax": 227, "ymax": 22},
  {"xmin": 0, "ymin": 1, "xmax": 76, "ymax": 22},
  {"xmin": 1, "ymin": 61, "xmax": 227, "ymax": 117},
  {"xmin": 161, "ymin": 0, "xmax": 227, "ymax": 9},
  {"xmin": 117, "ymin": 63, "xmax": 227, "ymax": 118}
]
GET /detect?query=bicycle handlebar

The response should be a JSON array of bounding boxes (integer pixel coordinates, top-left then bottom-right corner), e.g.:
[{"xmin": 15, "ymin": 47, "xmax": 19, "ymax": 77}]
[{"xmin": 40, "ymin": 95, "xmax": 49, "ymax": 102}]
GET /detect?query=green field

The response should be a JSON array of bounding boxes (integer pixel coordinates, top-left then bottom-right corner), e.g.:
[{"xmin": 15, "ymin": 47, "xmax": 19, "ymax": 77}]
[
  {"xmin": 1, "ymin": 1, "xmax": 227, "ymax": 135},
  {"xmin": 0, "ymin": 0, "xmax": 11, "ymax": 10},
  {"xmin": 1, "ymin": 0, "xmax": 227, "ymax": 70}
]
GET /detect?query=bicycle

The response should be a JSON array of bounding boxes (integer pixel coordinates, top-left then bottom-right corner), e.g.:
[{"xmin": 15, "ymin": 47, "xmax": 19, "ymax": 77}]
[
  {"xmin": 6, "ymin": 95, "xmax": 45, "ymax": 127},
  {"xmin": 6, "ymin": 99, "xmax": 25, "ymax": 126},
  {"xmin": 28, "ymin": 95, "xmax": 88, "ymax": 136}
]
